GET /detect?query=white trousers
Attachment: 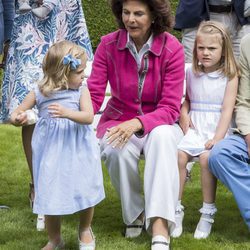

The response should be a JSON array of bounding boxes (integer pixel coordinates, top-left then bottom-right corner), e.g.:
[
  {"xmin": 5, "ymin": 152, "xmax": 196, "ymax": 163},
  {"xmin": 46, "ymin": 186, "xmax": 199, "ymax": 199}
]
[
  {"xmin": 182, "ymin": 12, "xmax": 250, "ymax": 62},
  {"xmin": 100, "ymin": 124, "xmax": 183, "ymax": 234}
]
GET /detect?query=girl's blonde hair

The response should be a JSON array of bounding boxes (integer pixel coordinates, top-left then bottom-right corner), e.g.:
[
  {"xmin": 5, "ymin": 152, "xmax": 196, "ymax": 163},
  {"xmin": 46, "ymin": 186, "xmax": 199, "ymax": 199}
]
[
  {"xmin": 39, "ymin": 40, "xmax": 87, "ymax": 96},
  {"xmin": 193, "ymin": 21, "xmax": 239, "ymax": 79}
]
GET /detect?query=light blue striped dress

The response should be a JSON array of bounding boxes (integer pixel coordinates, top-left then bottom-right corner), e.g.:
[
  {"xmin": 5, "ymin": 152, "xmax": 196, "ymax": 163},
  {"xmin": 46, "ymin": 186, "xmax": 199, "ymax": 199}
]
[
  {"xmin": 0, "ymin": 0, "xmax": 93, "ymax": 122},
  {"xmin": 32, "ymin": 86, "xmax": 105, "ymax": 215}
]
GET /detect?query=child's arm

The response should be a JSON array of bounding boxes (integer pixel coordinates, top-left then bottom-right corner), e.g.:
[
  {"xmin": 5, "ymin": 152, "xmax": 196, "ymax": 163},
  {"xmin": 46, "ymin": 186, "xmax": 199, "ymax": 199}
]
[
  {"xmin": 205, "ymin": 76, "xmax": 238, "ymax": 149},
  {"xmin": 10, "ymin": 91, "xmax": 36, "ymax": 126},
  {"xmin": 48, "ymin": 87, "xmax": 94, "ymax": 124},
  {"xmin": 179, "ymin": 99, "xmax": 191, "ymax": 134}
]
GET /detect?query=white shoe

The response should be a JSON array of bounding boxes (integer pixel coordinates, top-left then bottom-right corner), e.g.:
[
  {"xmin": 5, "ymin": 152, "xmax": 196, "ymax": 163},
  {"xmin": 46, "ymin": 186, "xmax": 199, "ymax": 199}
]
[
  {"xmin": 32, "ymin": 6, "xmax": 51, "ymax": 19},
  {"xmin": 151, "ymin": 235, "xmax": 170, "ymax": 250},
  {"xmin": 19, "ymin": 2, "xmax": 32, "ymax": 13},
  {"xmin": 36, "ymin": 214, "xmax": 45, "ymax": 231},
  {"xmin": 194, "ymin": 216, "xmax": 214, "ymax": 239},
  {"xmin": 125, "ymin": 218, "xmax": 144, "ymax": 238},
  {"xmin": 79, "ymin": 228, "xmax": 95, "ymax": 250},
  {"xmin": 171, "ymin": 210, "xmax": 184, "ymax": 238}
]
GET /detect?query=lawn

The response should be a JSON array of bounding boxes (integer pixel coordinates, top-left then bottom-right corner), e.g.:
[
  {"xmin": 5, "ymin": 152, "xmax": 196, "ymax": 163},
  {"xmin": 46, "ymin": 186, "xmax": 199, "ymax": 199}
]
[
  {"xmin": 0, "ymin": 125, "xmax": 250, "ymax": 250},
  {"xmin": 1, "ymin": 1, "xmax": 250, "ymax": 250}
]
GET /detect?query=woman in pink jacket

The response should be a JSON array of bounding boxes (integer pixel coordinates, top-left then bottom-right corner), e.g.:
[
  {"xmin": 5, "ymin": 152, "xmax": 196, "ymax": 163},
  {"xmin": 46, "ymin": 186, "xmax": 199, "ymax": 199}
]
[{"xmin": 88, "ymin": 0, "xmax": 184, "ymax": 249}]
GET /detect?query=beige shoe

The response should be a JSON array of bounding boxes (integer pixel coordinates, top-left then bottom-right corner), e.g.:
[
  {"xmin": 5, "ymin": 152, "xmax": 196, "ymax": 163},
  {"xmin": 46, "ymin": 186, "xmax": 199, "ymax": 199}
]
[
  {"xmin": 125, "ymin": 218, "xmax": 144, "ymax": 238},
  {"xmin": 41, "ymin": 240, "xmax": 65, "ymax": 250}
]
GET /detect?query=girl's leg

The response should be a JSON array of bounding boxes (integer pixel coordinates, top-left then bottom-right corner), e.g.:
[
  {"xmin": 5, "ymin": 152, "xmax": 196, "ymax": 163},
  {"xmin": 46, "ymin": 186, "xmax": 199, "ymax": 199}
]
[
  {"xmin": 79, "ymin": 207, "xmax": 95, "ymax": 244},
  {"xmin": 199, "ymin": 152, "xmax": 217, "ymax": 203},
  {"xmin": 194, "ymin": 151, "xmax": 217, "ymax": 239},
  {"xmin": 171, "ymin": 150, "xmax": 191, "ymax": 238},
  {"xmin": 178, "ymin": 150, "xmax": 192, "ymax": 200},
  {"xmin": 42, "ymin": 215, "xmax": 63, "ymax": 250}
]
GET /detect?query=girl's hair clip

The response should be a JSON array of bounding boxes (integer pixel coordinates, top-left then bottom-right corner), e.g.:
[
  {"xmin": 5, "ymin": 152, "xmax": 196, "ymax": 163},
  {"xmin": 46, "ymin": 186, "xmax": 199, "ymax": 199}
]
[{"xmin": 63, "ymin": 54, "xmax": 81, "ymax": 70}]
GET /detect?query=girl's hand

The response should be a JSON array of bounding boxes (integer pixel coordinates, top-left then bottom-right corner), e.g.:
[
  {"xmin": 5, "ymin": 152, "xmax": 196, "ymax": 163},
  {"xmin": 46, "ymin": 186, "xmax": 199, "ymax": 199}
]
[
  {"xmin": 205, "ymin": 139, "xmax": 218, "ymax": 150},
  {"xmin": 12, "ymin": 111, "xmax": 28, "ymax": 126},
  {"xmin": 48, "ymin": 103, "xmax": 69, "ymax": 118},
  {"xmin": 106, "ymin": 119, "xmax": 142, "ymax": 148},
  {"xmin": 179, "ymin": 113, "xmax": 191, "ymax": 134}
]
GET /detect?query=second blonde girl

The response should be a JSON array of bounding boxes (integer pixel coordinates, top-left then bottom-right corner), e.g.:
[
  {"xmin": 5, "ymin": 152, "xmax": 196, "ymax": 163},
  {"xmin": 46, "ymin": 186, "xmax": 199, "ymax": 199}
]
[{"xmin": 172, "ymin": 21, "xmax": 239, "ymax": 239}]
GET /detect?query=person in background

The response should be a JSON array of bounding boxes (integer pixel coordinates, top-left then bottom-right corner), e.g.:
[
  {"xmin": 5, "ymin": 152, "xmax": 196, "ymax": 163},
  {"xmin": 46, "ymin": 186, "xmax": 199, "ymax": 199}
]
[
  {"xmin": 175, "ymin": 0, "xmax": 250, "ymax": 62},
  {"xmin": 10, "ymin": 41, "xmax": 104, "ymax": 250},
  {"xmin": 88, "ymin": 0, "xmax": 185, "ymax": 249},
  {"xmin": 0, "ymin": 0, "xmax": 15, "ymax": 210},
  {"xmin": 0, "ymin": 0, "xmax": 15, "ymax": 69},
  {"xmin": 209, "ymin": 33, "xmax": 250, "ymax": 233}
]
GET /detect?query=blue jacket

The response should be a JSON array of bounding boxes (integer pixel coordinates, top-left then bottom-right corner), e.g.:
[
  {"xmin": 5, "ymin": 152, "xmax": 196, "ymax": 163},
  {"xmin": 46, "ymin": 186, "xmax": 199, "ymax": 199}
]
[
  {"xmin": 0, "ymin": 0, "xmax": 15, "ymax": 53},
  {"xmin": 175, "ymin": 0, "xmax": 249, "ymax": 30}
]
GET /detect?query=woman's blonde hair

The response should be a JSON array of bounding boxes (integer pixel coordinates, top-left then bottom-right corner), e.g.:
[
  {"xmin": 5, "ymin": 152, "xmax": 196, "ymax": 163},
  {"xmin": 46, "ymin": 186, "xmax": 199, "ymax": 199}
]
[
  {"xmin": 193, "ymin": 21, "xmax": 239, "ymax": 79},
  {"xmin": 39, "ymin": 40, "xmax": 87, "ymax": 96}
]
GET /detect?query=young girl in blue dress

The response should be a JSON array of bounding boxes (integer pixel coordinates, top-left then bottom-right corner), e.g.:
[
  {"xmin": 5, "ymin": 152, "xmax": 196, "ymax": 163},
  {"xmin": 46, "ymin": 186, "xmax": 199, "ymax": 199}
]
[
  {"xmin": 1, "ymin": 0, "xmax": 93, "ymax": 230},
  {"xmin": 10, "ymin": 40, "xmax": 104, "ymax": 250},
  {"xmin": 171, "ymin": 21, "xmax": 239, "ymax": 239}
]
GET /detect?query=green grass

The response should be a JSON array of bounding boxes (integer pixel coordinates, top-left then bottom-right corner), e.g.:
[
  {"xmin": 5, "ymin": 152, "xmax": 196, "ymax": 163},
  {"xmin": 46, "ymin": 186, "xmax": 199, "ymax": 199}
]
[
  {"xmin": 0, "ymin": 125, "xmax": 250, "ymax": 250},
  {"xmin": 0, "ymin": 1, "xmax": 250, "ymax": 249}
]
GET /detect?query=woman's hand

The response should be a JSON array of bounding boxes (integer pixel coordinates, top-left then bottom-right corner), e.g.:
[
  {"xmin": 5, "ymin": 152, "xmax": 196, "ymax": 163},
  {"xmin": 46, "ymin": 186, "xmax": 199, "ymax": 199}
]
[
  {"xmin": 48, "ymin": 103, "xmax": 69, "ymax": 118},
  {"xmin": 36, "ymin": 0, "xmax": 43, "ymax": 6},
  {"xmin": 106, "ymin": 118, "xmax": 143, "ymax": 148}
]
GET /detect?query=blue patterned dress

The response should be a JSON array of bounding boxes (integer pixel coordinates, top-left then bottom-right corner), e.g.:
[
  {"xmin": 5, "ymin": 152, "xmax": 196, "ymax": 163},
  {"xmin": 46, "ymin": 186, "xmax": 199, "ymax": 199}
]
[{"xmin": 0, "ymin": 0, "xmax": 93, "ymax": 122}]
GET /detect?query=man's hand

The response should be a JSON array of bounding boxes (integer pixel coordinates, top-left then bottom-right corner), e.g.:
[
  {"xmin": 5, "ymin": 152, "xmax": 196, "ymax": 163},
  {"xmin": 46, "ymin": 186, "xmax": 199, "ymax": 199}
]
[{"xmin": 244, "ymin": 134, "xmax": 250, "ymax": 157}]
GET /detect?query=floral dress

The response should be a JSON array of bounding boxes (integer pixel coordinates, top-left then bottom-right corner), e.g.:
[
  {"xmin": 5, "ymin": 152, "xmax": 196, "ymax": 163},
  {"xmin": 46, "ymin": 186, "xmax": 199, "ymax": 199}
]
[{"xmin": 0, "ymin": 0, "xmax": 93, "ymax": 121}]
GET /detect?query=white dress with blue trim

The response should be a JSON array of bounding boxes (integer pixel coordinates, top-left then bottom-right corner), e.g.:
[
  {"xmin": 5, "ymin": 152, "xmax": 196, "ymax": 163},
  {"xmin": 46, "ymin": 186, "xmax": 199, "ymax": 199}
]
[{"xmin": 178, "ymin": 66, "xmax": 232, "ymax": 156}]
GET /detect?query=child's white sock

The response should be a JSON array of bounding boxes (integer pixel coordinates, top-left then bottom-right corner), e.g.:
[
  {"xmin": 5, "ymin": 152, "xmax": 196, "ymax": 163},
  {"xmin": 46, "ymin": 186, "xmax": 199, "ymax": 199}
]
[
  {"xmin": 32, "ymin": 6, "xmax": 52, "ymax": 19},
  {"xmin": 19, "ymin": 0, "xmax": 32, "ymax": 13}
]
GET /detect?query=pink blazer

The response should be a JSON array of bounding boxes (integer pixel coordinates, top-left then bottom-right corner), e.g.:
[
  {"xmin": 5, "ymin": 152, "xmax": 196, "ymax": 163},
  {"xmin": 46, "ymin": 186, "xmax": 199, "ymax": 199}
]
[{"xmin": 88, "ymin": 29, "xmax": 185, "ymax": 138}]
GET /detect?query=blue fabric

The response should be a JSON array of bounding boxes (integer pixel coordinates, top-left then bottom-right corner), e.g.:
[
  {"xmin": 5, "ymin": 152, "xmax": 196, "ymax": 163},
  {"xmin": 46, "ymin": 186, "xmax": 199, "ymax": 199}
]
[
  {"xmin": 0, "ymin": 0, "xmax": 93, "ymax": 121},
  {"xmin": 0, "ymin": 0, "xmax": 15, "ymax": 53},
  {"xmin": 175, "ymin": 0, "xmax": 249, "ymax": 30},
  {"xmin": 209, "ymin": 134, "xmax": 250, "ymax": 230},
  {"xmin": 32, "ymin": 86, "xmax": 105, "ymax": 215}
]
